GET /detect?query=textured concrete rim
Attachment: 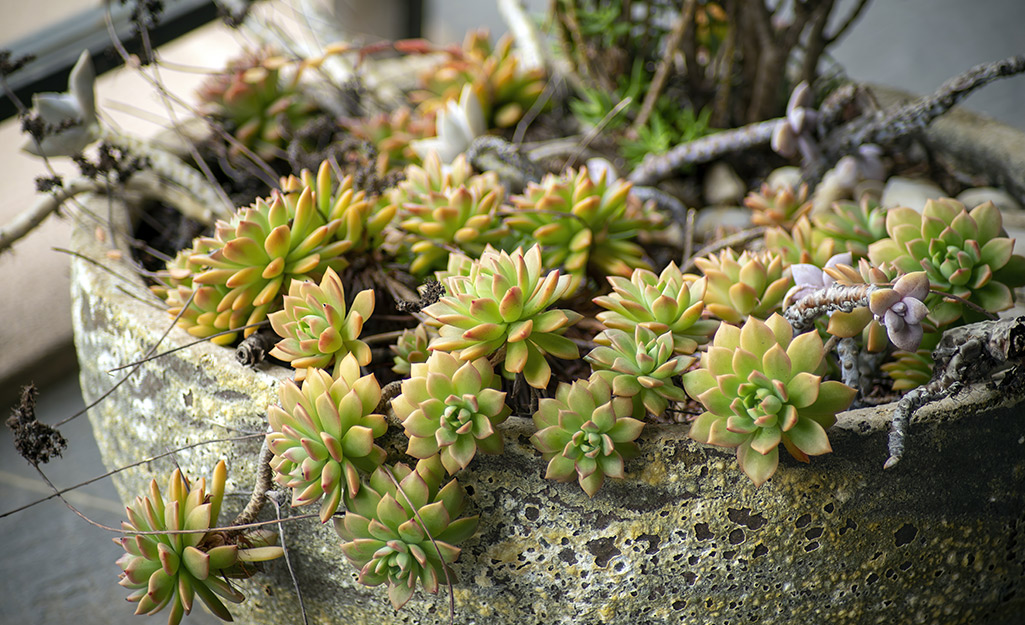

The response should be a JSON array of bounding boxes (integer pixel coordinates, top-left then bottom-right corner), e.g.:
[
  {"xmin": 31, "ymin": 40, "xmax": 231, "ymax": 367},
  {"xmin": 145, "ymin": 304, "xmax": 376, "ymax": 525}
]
[{"xmin": 69, "ymin": 98, "xmax": 1025, "ymax": 625}]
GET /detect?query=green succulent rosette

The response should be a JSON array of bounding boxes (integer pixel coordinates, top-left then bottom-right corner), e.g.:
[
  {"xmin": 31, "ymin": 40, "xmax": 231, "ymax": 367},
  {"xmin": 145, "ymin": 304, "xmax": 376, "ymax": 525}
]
[
  {"xmin": 391, "ymin": 324, "xmax": 436, "ymax": 375},
  {"xmin": 423, "ymin": 244, "xmax": 583, "ymax": 389},
  {"xmin": 745, "ymin": 181, "xmax": 812, "ymax": 228},
  {"xmin": 393, "ymin": 350, "xmax": 511, "ymax": 474},
  {"xmin": 810, "ymin": 197, "xmax": 888, "ymax": 260},
  {"xmin": 586, "ymin": 327, "xmax": 693, "ymax": 419},
  {"xmin": 530, "ymin": 377, "xmax": 645, "ymax": 497},
  {"xmin": 693, "ymin": 249, "xmax": 793, "ymax": 324},
  {"xmin": 414, "ymin": 30, "xmax": 548, "ymax": 129},
  {"xmin": 397, "ymin": 181, "xmax": 509, "ymax": 276},
  {"xmin": 280, "ymin": 160, "xmax": 394, "ymax": 256},
  {"xmin": 342, "ymin": 106, "xmax": 433, "ymax": 170},
  {"xmin": 868, "ymin": 199, "xmax": 1025, "ymax": 326},
  {"xmin": 506, "ymin": 166, "xmax": 660, "ymax": 294},
  {"xmin": 684, "ymin": 314, "xmax": 857, "ymax": 486},
  {"xmin": 178, "ymin": 184, "xmax": 349, "ymax": 340},
  {"xmin": 267, "ymin": 356, "xmax": 387, "ymax": 523},
  {"xmin": 115, "ymin": 460, "xmax": 283, "ymax": 625},
  {"xmin": 593, "ymin": 263, "xmax": 718, "ymax": 355},
  {"xmin": 268, "ymin": 267, "xmax": 374, "ymax": 376},
  {"xmin": 335, "ymin": 458, "xmax": 479, "ymax": 610},
  {"xmin": 196, "ymin": 48, "xmax": 319, "ymax": 162},
  {"xmin": 764, "ymin": 215, "xmax": 840, "ymax": 268}
]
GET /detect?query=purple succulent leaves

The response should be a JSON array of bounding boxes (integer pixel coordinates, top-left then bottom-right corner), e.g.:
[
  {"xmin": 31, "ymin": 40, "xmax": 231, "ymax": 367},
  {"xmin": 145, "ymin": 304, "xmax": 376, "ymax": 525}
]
[
  {"xmin": 868, "ymin": 272, "xmax": 930, "ymax": 352},
  {"xmin": 783, "ymin": 252, "xmax": 853, "ymax": 308}
]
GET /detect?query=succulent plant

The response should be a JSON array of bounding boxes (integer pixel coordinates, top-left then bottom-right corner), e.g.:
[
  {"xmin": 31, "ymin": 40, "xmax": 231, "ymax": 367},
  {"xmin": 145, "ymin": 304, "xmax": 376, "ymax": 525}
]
[
  {"xmin": 530, "ymin": 377, "xmax": 645, "ymax": 497},
  {"xmin": 266, "ymin": 356, "xmax": 387, "ymax": 523},
  {"xmin": 267, "ymin": 267, "xmax": 374, "ymax": 375},
  {"xmin": 197, "ymin": 47, "xmax": 319, "ymax": 162},
  {"xmin": 586, "ymin": 327, "xmax": 693, "ymax": 419},
  {"xmin": 335, "ymin": 458, "xmax": 479, "ymax": 610},
  {"xmin": 423, "ymin": 245, "xmax": 583, "ymax": 389},
  {"xmin": 115, "ymin": 460, "xmax": 284, "ymax": 624},
  {"xmin": 763, "ymin": 215, "xmax": 839, "ymax": 268},
  {"xmin": 693, "ymin": 249, "xmax": 793, "ymax": 324},
  {"xmin": 174, "ymin": 180, "xmax": 351, "ymax": 340},
  {"xmin": 392, "ymin": 324, "xmax": 436, "ymax": 375},
  {"xmin": 410, "ymin": 84, "xmax": 487, "ymax": 164},
  {"xmin": 342, "ymin": 106, "xmax": 433, "ymax": 170},
  {"xmin": 392, "ymin": 350, "xmax": 511, "ymax": 474},
  {"xmin": 506, "ymin": 166, "xmax": 660, "ymax": 293},
  {"xmin": 744, "ymin": 181, "xmax": 812, "ymax": 228},
  {"xmin": 683, "ymin": 314, "xmax": 857, "ymax": 486},
  {"xmin": 810, "ymin": 197, "xmax": 888, "ymax": 259},
  {"xmin": 414, "ymin": 30, "xmax": 547, "ymax": 129},
  {"xmin": 881, "ymin": 331, "xmax": 940, "ymax": 392},
  {"xmin": 592, "ymin": 263, "xmax": 718, "ymax": 355},
  {"xmin": 867, "ymin": 272, "xmax": 931, "ymax": 352},
  {"xmin": 395, "ymin": 173, "xmax": 509, "ymax": 276},
  {"xmin": 868, "ymin": 199, "xmax": 1025, "ymax": 326},
  {"xmin": 279, "ymin": 160, "xmax": 393, "ymax": 256}
]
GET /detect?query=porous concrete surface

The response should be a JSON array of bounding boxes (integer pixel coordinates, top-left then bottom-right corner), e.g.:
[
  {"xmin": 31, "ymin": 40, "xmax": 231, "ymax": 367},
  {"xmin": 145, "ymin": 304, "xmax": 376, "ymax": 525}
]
[{"xmin": 70, "ymin": 189, "xmax": 1025, "ymax": 625}]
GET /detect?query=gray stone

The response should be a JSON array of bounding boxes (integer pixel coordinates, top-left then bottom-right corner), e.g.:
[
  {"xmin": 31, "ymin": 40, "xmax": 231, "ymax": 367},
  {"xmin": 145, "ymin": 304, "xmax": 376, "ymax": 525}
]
[
  {"xmin": 703, "ymin": 162, "xmax": 746, "ymax": 206},
  {"xmin": 956, "ymin": 186, "xmax": 1023, "ymax": 213},
  {"xmin": 879, "ymin": 176, "xmax": 946, "ymax": 211}
]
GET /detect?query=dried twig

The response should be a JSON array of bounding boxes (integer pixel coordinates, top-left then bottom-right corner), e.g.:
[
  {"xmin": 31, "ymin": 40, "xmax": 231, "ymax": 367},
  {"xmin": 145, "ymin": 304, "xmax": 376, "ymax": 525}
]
[{"xmin": 632, "ymin": 0, "xmax": 695, "ymax": 133}]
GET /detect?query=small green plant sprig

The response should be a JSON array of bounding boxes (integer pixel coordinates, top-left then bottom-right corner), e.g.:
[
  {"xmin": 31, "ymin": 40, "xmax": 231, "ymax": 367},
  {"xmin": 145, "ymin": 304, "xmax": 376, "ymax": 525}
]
[
  {"xmin": 868, "ymin": 199, "xmax": 1025, "ymax": 326},
  {"xmin": 335, "ymin": 457, "xmax": 479, "ymax": 609},
  {"xmin": 392, "ymin": 350, "xmax": 511, "ymax": 474},
  {"xmin": 586, "ymin": 327, "xmax": 693, "ymax": 420},
  {"xmin": 592, "ymin": 262, "xmax": 718, "ymax": 355},
  {"xmin": 530, "ymin": 377, "xmax": 645, "ymax": 497},
  {"xmin": 268, "ymin": 267, "xmax": 374, "ymax": 376},
  {"xmin": 684, "ymin": 314, "xmax": 857, "ymax": 486},
  {"xmin": 266, "ymin": 356, "xmax": 387, "ymax": 523},
  {"xmin": 423, "ymin": 244, "xmax": 583, "ymax": 388},
  {"xmin": 505, "ymin": 166, "xmax": 660, "ymax": 293},
  {"xmin": 115, "ymin": 460, "xmax": 284, "ymax": 624}
]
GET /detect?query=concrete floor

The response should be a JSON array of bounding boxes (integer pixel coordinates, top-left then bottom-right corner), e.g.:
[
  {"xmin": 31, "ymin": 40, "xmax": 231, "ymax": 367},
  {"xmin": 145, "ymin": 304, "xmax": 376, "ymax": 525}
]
[{"xmin": 2, "ymin": 1, "xmax": 1025, "ymax": 624}]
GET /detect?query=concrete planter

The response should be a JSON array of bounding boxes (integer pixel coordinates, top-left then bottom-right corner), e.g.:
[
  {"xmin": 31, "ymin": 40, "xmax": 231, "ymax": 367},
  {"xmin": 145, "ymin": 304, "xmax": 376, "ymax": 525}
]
[{"xmin": 71, "ymin": 103, "xmax": 1025, "ymax": 625}]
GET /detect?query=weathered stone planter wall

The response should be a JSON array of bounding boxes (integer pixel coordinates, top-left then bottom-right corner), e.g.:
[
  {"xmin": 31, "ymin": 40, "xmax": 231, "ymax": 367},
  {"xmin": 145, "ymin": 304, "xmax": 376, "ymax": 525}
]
[{"xmin": 72, "ymin": 103, "xmax": 1025, "ymax": 625}]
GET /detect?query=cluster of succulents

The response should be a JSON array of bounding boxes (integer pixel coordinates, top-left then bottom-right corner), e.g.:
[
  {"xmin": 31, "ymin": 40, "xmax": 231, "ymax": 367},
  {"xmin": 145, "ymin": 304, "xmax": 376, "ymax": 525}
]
[
  {"xmin": 266, "ymin": 356, "xmax": 387, "ymax": 522},
  {"xmin": 423, "ymin": 245, "xmax": 583, "ymax": 388},
  {"xmin": 506, "ymin": 166, "xmax": 661, "ymax": 293},
  {"xmin": 868, "ymin": 199, "xmax": 1025, "ymax": 326},
  {"xmin": 391, "ymin": 324, "xmax": 436, "ymax": 375},
  {"xmin": 683, "ymin": 315, "xmax": 857, "ymax": 485},
  {"xmin": 115, "ymin": 461, "xmax": 283, "ymax": 624},
  {"xmin": 335, "ymin": 458, "xmax": 479, "ymax": 609},
  {"xmin": 414, "ymin": 30, "xmax": 548, "ymax": 129},
  {"xmin": 196, "ymin": 47, "xmax": 320, "ymax": 162}
]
